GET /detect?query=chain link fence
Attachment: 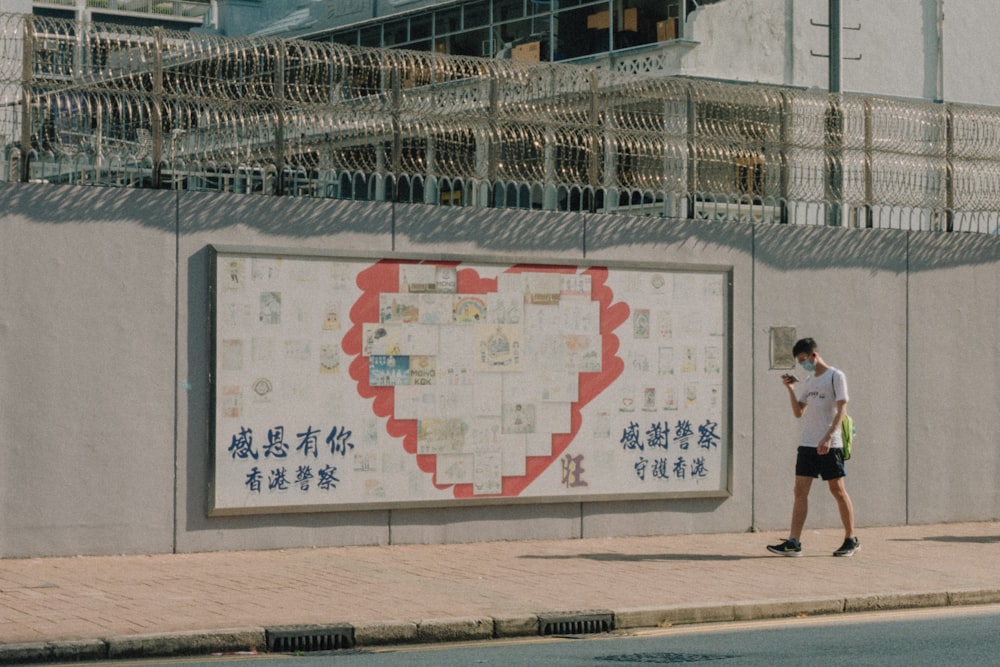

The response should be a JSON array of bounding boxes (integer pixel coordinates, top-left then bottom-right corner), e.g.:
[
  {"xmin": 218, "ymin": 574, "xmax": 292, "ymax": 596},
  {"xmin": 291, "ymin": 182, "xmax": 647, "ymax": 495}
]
[{"xmin": 2, "ymin": 12, "xmax": 999, "ymax": 233}]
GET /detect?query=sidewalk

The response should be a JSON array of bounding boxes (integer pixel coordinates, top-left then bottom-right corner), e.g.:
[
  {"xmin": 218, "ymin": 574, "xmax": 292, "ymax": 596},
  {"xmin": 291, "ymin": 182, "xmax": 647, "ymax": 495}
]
[{"xmin": 2, "ymin": 521, "xmax": 999, "ymax": 663}]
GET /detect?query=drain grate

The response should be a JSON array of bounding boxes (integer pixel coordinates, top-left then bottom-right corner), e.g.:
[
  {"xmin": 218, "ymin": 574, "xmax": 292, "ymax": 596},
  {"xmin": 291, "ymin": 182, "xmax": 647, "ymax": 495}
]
[
  {"xmin": 265, "ymin": 624, "xmax": 355, "ymax": 652},
  {"xmin": 538, "ymin": 611, "xmax": 615, "ymax": 636}
]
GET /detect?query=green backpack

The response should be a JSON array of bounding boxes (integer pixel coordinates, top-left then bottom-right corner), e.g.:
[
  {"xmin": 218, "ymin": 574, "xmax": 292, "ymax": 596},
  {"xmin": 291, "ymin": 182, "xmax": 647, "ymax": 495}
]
[
  {"xmin": 832, "ymin": 371, "xmax": 855, "ymax": 461},
  {"xmin": 841, "ymin": 413, "xmax": 855, "ymax": 461}
]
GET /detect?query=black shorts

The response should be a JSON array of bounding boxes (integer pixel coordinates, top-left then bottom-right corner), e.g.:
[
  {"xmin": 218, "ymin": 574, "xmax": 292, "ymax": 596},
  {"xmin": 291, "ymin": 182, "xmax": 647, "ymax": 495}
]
[{"xmin": 795, "ymin": 446, "xmax": 846, "ymax": 481}]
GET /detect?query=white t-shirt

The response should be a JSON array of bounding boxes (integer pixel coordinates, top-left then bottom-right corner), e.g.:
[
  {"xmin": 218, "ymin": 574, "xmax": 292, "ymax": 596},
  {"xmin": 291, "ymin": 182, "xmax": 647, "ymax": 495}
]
[{"xmin": 797, "ymin": 367, "xmax": 849, "ymax": 448}]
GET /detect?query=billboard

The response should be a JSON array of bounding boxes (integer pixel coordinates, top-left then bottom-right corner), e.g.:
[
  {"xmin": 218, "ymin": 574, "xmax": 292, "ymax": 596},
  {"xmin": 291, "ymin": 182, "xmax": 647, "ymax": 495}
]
[{"xmin": 211, "ymin": 248, "xmax": 730, "ymax": 514}]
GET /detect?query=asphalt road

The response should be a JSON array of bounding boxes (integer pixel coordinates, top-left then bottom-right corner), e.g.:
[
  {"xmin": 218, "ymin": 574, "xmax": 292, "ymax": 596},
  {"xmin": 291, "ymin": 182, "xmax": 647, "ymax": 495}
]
[{"xmin": 57, "ymin": 604, "xmax": 1000, "ymax": 667}]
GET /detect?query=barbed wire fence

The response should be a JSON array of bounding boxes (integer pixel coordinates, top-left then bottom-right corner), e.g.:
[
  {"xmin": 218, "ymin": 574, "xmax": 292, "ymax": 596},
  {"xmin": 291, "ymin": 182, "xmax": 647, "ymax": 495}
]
[{"xmin": 2, "ymin": 12, "xmax": 999, "ymax": 234}]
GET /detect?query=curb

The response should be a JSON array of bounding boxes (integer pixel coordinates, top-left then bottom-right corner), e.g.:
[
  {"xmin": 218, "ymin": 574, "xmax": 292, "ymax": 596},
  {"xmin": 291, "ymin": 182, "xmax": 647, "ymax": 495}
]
[
  {"xmin": 3, "ymin": 590, "xmax": 1000, "ymax": 664},
  {"xmin": 0, "ymin": 629, "xmax": 265, "ymax": 665}
]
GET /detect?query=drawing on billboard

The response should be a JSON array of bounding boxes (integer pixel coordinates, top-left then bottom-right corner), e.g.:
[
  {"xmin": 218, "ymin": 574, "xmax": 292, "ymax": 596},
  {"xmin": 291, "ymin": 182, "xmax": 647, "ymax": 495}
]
[{"xmin": 211, "ymin": 249, "xmax": 729, "ymax": 514}]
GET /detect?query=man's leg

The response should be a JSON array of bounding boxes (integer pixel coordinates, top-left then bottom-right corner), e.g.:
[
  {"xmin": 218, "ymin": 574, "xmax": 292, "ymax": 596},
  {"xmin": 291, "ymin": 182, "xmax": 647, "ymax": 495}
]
[
  {"xmin": 827, "ymin": 477, "xmax": 855, "ymax": 538},
  {"xmin": 789, "ymin": 475, "xmax": 813, "ymax": 541}
]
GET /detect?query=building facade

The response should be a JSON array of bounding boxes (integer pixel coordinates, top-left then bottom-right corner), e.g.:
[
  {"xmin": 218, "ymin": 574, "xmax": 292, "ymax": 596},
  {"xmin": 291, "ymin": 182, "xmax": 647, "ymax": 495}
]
[
  {"xmin": 208, "ymin": 0, "xmax": 1000, "ymax": 107},
  {"xmin": 29, "ymin": 0, "xmax": 211, "ymax": 30}
]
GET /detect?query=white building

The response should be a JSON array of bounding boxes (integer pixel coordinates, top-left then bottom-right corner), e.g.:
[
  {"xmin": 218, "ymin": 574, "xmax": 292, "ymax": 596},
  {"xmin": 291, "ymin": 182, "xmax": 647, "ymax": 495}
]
[
  {"xmin": 209, "ymin": 0, "xmax": 1000, "ymax": 106},
  {"xmin": 27, "ymin": 0, "xmax": 211, "ymax": 30}
]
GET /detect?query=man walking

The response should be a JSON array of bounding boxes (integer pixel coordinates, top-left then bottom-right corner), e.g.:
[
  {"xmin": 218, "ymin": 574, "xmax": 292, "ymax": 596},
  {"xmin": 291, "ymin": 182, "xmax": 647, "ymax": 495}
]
[{"xmin": 768, "ymin": 337, "xmax": 859, "ymax": 557}]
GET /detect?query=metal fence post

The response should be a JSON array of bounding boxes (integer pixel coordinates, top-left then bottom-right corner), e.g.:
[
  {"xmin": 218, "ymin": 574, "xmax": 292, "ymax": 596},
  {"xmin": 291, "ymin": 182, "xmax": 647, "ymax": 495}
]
[
  {"xmin": 945, "ymin": 104, "xmax": 954, "ymax": 232},
  {"xmin": 685, "ymin": 84, "xmax": 697, "ymax": 219},
  {"xmin": 588, "ymin": 70, "xmax": 600, "ymax": 195},
  {"xmin": 826, "ymin": 0, "xmax": 844, "ymax": 226},
  {"xmin": 862, "ymin": 97, "xmax": 873, "ymax": 228},
  {"xmin": 19, "ymin": 15, "xmax": 34, "ymax": 182},
  {"xmin": 825, "ymin": 97, "xmax": 843, "ymax": 226},
  {"xmin": 151, "ymin": 27, "xmax": 164, "ymax": 188},
  {"xmin": 275, "ymin": 41, "xmax": 286, "ymax": 195}
]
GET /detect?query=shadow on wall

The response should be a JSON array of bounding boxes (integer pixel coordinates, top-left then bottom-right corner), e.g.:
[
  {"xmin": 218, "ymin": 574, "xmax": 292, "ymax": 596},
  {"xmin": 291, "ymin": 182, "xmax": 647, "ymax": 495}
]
[
  {"xmin": 395, "ymin": 203, "xmax": 585, "ymax": 254},
  {"xmin": 3, "ymin": 183, "xmax": 998, "ymax": 271},
  {"xmin": 1, "ymin": 182, "xmax": 179, "ymax": 231},
  {"xmin": 360, "ymin": 199, "xmax": 1000, "ymax": 271},
  {"xmin": 1, "ymin": 183, "xmax": 388, "ymax": 239},
  {"xmin": 586, "ymin": 214, "xmax": 1000, "ymax": 272}
]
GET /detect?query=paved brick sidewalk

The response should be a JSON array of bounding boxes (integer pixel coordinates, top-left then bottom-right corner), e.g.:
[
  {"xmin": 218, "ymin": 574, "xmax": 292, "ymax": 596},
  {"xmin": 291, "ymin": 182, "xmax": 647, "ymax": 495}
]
[{"xmin": 1, "ymin": 521, "xmax": 999, "ymax": 661}]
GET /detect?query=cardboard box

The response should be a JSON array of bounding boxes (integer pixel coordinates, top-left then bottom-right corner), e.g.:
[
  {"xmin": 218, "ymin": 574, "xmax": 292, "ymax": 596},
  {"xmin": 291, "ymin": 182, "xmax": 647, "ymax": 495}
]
[
  {"xmin": 512, "ymin": 41, "xmax": 541, "ymax": 62},
  {"xmin": 657, "ymin": 18, "xmax": 678, "ymax": 42},
  {"xmin": 622, "ymin": 7, "xmax": 638, "ymax": 32},
  {"xmin": 588, "ymin": 8, "xmax": 638, "ymax": 31},
  {"xmin": 587, "ymin": 10, "xmax": 609, "ymax": 30}
]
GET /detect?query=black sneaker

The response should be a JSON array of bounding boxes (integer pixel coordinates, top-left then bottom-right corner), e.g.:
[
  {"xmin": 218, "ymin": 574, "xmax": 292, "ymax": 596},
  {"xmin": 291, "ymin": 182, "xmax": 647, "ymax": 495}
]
[
  {"xmin": 833, "ymin": 537, "xmax": 860, "ymax": 557},
  {"xmin": 767, "ymin": 538, "xmax": 802, "ymax": 557}
]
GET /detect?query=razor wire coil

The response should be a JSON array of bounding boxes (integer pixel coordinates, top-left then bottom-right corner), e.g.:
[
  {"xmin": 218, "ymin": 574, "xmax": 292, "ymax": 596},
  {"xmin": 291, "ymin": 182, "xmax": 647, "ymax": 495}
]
[{"xmin": 1, "ymin": 13, "xmax": 999, "ymax": 232}]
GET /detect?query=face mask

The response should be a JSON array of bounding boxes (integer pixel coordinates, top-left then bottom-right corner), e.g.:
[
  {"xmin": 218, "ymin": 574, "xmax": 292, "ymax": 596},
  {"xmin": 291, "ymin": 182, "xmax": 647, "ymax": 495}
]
[{"xmin": 800, "ymin": 359, "xmax": 816, "ymax": 373}]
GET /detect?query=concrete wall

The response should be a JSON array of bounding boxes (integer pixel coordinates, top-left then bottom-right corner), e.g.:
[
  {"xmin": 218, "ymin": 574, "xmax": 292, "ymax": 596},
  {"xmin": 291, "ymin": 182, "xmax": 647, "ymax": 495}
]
[
  {"xmin": 0, "ymin": 185, "xmax": 177, "ymax": 556},
  {"xmin": 1, "ymin": 182, "xmax": 998, "ymax": 558},
  {"xmin": 751, "ymin": 225, "xmax": 912, "ymax": 530}
]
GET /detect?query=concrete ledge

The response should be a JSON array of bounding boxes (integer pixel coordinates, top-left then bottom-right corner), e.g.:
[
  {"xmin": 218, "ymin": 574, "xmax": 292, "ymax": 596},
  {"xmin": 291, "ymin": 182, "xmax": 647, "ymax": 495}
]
[
  {"xmin": 947, "ymin": 589, "xmax": 1000, "ymax": 606},
  {"xmin": 614, "ymin": 606, "xmax": 682, "ymax": 629},
  {"xmin": 615, "ymin": 597, "xmax": 846, "ymax": 630},
  {"xmin": 49, "ymin": 640, "xmax": 109, "ymax": 662},
  {"xmin": 493, "ymin": 613, "xmax": 540, "ymax": 638},
  {"xmin": 352, "ymin": 620, "xmax": 419, "ymax": 646},
  {"xmin": 416, "ymin": 616, "xmax": 493, "ymax": 643},
  {"xmin": 656, "ymin": 604, "xmax": 737, "ymax": 626},
  {"xmin": 845, "ymin": 592, "xmax": 950, "ymax": 613},
  {"xmin": 0, "ymin": 639, "xmax": 106, "ymax": 665},
  {"xmin": 6, "ymin": 588, "xmax": 1000, "ymax": 663},
  {"xmin": 105, "ymin": 628, "xmax": 264, "ymax": 659},
  {"xmin": 732, "ymin": 597, "xmax": 846, "ymax": 621}
]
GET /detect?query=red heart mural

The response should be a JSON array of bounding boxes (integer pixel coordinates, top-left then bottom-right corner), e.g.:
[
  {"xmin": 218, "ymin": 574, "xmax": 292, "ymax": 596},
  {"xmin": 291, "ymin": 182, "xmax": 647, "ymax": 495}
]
[{"xmin": 343, "ymin": 261, "xmax": 629, "ymax": 498}]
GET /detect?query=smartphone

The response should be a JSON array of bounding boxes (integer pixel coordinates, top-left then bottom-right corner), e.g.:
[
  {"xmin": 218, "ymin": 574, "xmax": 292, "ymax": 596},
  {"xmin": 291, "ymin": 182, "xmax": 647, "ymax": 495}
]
[{"xmin": 782, "ymin": 374, "xmax": 798, "ymax": 383}]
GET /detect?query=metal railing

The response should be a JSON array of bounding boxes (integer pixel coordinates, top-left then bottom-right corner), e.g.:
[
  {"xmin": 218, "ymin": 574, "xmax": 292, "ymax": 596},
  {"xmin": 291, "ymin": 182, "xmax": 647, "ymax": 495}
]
[{"xmin": 2, "ymin": 12, "xmax": 999, "ymax": 234}]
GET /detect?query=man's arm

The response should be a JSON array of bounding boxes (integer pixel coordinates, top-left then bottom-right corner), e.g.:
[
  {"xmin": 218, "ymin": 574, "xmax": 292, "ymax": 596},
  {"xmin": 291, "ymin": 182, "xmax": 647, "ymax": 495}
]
[
  {"xmin": 782, "ymin": 375, "xmax": 805, "ymax": 418},
  {"xmin": 817, "ymin": 399, "xmax": 848, "ymax": 455}
]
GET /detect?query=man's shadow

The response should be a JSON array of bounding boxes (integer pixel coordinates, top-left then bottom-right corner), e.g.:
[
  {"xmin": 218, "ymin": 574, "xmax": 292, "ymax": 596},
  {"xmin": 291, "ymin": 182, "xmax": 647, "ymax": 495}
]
[
  {"xmin": 891, "ymin": 535, "xmax": 1000, "ymax": 544},
  {"xmin": 520, "ymin": 553, "xmax": 771, "ymax": 563}
]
